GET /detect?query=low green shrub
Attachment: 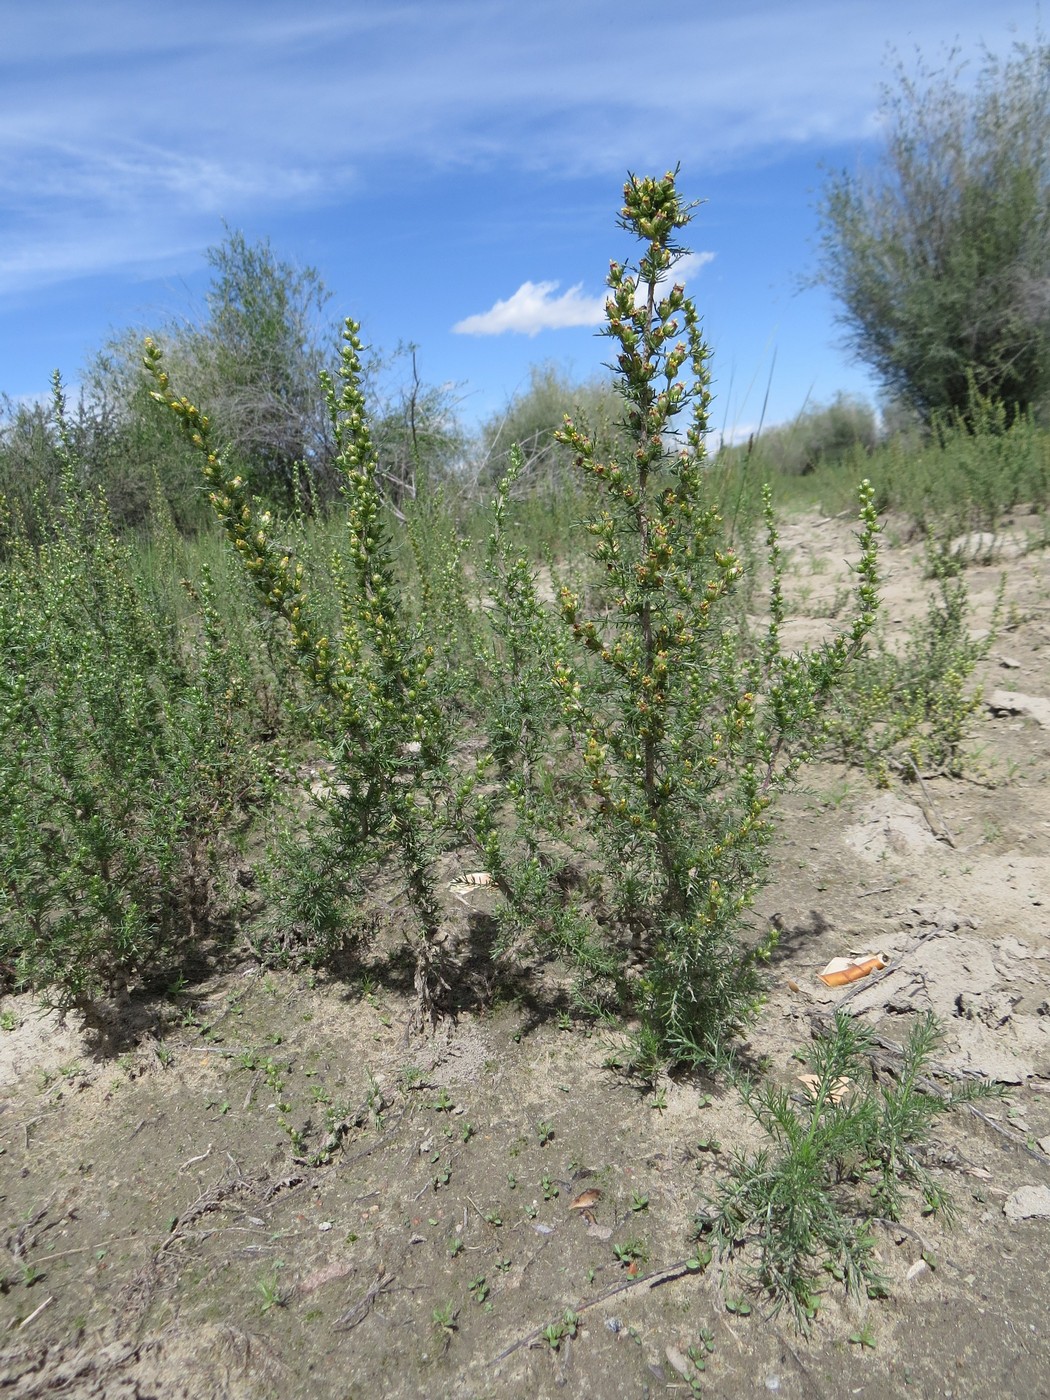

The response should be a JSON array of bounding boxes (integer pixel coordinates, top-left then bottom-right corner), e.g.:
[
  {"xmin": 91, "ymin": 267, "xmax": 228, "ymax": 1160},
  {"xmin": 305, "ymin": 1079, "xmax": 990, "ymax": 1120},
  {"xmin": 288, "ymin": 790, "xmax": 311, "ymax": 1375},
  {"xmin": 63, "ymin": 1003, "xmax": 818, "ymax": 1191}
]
[
  {"xmin": 0, "ymin": 380, "xmax": 263, "ymax": 1013},
  {"xmin": 699, "ymin": 1012, "xmax": 999, "ymax": 1327},
  {"xmin": 825, "ymin": 571, "xmax": 1000, "ymax": 777}
]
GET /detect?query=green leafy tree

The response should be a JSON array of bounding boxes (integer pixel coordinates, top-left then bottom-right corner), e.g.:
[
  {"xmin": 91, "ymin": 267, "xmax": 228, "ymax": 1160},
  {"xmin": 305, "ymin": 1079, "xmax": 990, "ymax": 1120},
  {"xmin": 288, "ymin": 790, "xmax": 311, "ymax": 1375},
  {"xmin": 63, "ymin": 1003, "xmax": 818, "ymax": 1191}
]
[
  {"xmin": 816, "ymin": 39, "xmax": 1050, "ymax": 422},
  {"xmin": 190, "ymin": 226, "xmax": 337, "ymax": 500}
]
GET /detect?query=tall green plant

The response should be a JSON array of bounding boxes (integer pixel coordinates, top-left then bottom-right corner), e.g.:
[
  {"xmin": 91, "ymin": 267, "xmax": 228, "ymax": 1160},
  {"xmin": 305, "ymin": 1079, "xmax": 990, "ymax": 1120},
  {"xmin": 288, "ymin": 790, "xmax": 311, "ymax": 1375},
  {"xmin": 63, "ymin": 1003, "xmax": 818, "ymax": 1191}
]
[
  {"xmin": 146, "ymin": 325, "xmax": 454, "ymax": 1028},
  {"xmin": 553, "ymin": 171, "xmax": 881, "ymax": 1063}
]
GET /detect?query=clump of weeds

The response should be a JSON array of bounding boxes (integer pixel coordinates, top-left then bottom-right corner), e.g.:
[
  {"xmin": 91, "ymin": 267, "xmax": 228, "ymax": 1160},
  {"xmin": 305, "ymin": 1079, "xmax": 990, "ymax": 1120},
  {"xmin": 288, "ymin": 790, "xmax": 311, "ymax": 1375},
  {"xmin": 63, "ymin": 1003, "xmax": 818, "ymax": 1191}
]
[{"xmin": 698, "ymin": 1012, "xmax": 1000, "ymax": 1328}]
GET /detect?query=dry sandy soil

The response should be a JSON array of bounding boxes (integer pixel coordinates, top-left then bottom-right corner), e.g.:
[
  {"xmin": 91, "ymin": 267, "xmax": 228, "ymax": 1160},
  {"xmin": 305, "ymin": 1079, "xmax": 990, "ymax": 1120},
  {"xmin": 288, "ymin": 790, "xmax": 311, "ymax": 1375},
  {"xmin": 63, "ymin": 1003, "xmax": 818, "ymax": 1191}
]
[{"xmin": 1, "ymin": 510, "xmax": 1049, "ymax": 1399}]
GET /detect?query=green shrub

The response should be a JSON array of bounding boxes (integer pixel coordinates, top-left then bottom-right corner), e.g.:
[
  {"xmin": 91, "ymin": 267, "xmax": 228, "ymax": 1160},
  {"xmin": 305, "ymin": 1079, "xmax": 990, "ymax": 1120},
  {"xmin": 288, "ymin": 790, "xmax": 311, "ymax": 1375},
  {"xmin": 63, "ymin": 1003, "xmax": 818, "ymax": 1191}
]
[
  {"xmin": 700, "ymin": 1012, "xmax": 999, "ymax": 1326},
  {"xmin": 547, "ymin": 173, "xmax": 880, "ymax": 1063},
  {"xmin": 477, "ymin": 362, "xmax": 627, "ymax": 494},
  {"xmin": 148, "ymin": 170, "xmax": 880, "ymax": 1063},
  {"xmin": 0, "ymin": 381, "xmax": 263, "ymax": 1013},
  {"xmin": 754, "ymin": 393, "xmax": 878, "ymax": 477},
  {"xmin": 826, "ymin": 570, "xmax": 1000, "ymax": 777},
  {"xmin": 147, "ymin": 326, "xmax": 459, "ymax": 1028}
]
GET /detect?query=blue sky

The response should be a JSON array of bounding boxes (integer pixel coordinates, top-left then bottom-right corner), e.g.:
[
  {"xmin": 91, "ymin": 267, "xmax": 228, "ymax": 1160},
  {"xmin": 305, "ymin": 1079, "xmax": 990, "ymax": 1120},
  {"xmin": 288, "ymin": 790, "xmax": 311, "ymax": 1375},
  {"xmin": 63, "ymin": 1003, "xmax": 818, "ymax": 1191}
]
[{"xmin": 1, "ymin": 1, "xmax": 1043, "ymax": 441}]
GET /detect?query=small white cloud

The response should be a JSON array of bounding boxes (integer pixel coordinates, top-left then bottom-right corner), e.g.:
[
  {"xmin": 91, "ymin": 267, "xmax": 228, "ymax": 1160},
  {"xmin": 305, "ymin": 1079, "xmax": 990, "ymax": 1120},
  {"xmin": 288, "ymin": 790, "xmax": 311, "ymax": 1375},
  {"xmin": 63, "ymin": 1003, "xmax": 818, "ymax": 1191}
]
[
  {"xmin": 453, "ymin": 279, "xmax": 606, "ymax": 337},
  {"xmin": 453, "ymin": 252, "xmax": 715, "ymax": 338},
  {"xmin": 633, "ymin": 250, "xmax": 715, "ymax": 306},
  {"xmin": 670, "ymin": 250, "xmax": 716, "ymax": 283}
]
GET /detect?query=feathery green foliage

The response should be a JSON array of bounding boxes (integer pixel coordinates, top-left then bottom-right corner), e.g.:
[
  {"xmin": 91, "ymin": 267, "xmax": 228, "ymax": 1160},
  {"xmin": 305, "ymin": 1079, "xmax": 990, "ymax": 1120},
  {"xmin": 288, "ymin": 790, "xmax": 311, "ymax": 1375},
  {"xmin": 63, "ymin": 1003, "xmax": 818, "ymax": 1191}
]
[
  {"xmin": 0, "ymin": 377, "xmax": 262, "ymax": 1012},
  {"xmin": 551, "ymin": 171, "xmax": 881, "ymax": 1063},
  {"xmin": 700, "ymin": 1012, "xmax": 1000, "ymax": 1327}
]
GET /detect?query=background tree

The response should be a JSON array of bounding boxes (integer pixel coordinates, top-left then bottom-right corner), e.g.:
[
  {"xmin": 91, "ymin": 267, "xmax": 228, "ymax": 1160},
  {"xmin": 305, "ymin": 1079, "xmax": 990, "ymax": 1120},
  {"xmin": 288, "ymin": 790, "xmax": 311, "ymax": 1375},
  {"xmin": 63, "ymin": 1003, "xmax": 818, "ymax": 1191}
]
[
  {"xmin": 19, "ymin": 230, "xmax": 462, "ymax": 531},
  {"xmin": 476, "ymin": 362, "xmax": 628, "ymax": 495},
  {"xmin": 368, "ymin": 343, "xmax": 468, "ymax": 516},
  {"xmin": 187, "ymin": 226, "xmax": 337, "ymax": 501},
  {"xmin": 816, "ymin": 39, "xmax": 1050, "ymax": 424}
]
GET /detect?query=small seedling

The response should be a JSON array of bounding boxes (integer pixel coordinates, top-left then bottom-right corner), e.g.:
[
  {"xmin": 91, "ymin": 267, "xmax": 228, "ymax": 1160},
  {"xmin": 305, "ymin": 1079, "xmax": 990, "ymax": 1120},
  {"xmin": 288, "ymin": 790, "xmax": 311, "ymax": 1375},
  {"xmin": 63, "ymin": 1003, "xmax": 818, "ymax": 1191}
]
[
  {"xmin": 257, "ymin": 1268, "xmax": 286, "ymax": 1314},
  {"xmin": 686, "ymin": 1328, "xmax": 715, "ymax": 1370},
  {"xmin": 542, "ymin": 1309, "xmax": 580, "ymax": 1350},
  {"xmin": 725, "ymin": 1296, "xmax": 752, "ymax": 1316},
  {"xmin": 651, "ymin": 1087, "xmax": 668, "ymax": 1114},
  {"xmin": 535, "ymin": 1120, "xmax": 554, "ymax": 1146},
  {"xmin": 685, "ymin": 1243, "xmax": 712, "ymax": 1273},
  {"xmin": 366, "ymin": 1071, "xmax": 385, "ymax": 1129},
  {"xmin": 630, "ymin": 1191, "xmax": 649, "ymax": 1213},
  {"xmin": 541, "ymin": 1174, "xmax": 559, "ymax": 1201},
  {"xmin": 432, "ymin": 1088, "xmax": 454, "ymax": 1113},
  {"xmin": 848, "ymin": 1323, "xmax": 877, "ymax": 1349},
  {"xmin": 448, "ymin": 1237, "xmax": 464, "ymax": 1258},
  {"xmin": 612, "ymin": 1239, "xmax": 646, "ymax": 1268},
  {"xmin": 468, "ymin": 1275, "xmax": 490, "ymax": 1304},
  {"xmin": 432, "ymin": 1302, "xmax": 458, "ymax": 1333}
]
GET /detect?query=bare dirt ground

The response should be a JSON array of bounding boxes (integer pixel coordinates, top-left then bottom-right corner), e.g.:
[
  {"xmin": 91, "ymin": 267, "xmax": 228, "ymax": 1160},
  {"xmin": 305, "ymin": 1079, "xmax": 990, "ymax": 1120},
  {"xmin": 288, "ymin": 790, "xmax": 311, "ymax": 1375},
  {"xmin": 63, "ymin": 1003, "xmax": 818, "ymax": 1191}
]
[{"xmin": 1, "ymin": 510, "xmax": 1049, "ymax": 1399}]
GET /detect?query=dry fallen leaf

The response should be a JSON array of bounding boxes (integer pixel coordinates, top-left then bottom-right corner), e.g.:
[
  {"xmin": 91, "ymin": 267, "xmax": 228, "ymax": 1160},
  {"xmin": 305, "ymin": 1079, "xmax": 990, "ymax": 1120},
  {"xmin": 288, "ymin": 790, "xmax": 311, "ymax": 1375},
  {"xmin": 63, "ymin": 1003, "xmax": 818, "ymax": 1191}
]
[
  {"xmin": 818, "ymin": 954, "xmax": 886, "ymax": 988},
  {"xmin": 797, "ymin": 1073, "xmax": 851, "ymax": 1103},
  {"xmin": 568, "ymin": 1188, "xmax": 603, "ymax": 1211}
]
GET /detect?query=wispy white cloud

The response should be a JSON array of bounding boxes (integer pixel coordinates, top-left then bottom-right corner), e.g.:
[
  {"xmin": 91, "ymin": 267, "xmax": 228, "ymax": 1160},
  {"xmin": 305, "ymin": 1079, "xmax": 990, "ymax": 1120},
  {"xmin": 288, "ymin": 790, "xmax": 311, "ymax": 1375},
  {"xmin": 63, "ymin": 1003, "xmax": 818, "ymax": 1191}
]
[
  {"xmin": 453, "ymin": 281, "xmax": 605, "ymax": 336},
  {"xmin": 0, "ymin": 0, "xmax": 1034, "ymax": 296},
  {"xmin": 665, "ymin": 252, "xmax": 716, "ymax": 284},
  {"xmin": 454, "ymin": 249, "xmax": 716, "ymax": 337}
]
